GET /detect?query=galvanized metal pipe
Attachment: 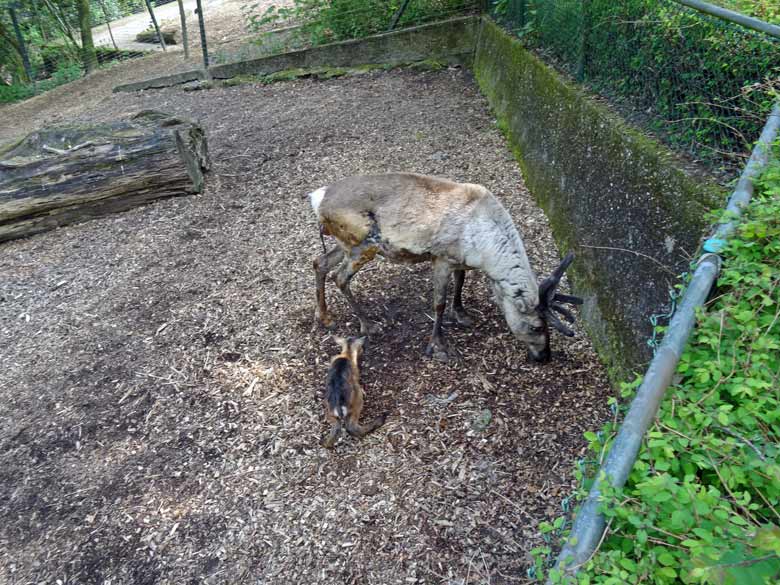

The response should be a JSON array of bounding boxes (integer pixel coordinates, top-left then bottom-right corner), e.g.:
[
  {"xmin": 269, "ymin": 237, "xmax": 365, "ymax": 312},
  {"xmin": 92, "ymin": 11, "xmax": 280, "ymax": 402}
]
[
  {"xmin": 676, "ymin": 0, "xmax": 780, "ymax": 39},
  {"xmin": 550, "ymin": 99, "xmax": 780, "ymax": 580}
]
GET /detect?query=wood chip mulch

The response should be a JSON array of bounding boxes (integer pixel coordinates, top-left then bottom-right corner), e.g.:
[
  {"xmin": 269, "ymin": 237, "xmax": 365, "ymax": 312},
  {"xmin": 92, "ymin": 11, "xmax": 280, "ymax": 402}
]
[{"xmin": 0, "ymin": 67, "xmax": 614, "ymax": 585}]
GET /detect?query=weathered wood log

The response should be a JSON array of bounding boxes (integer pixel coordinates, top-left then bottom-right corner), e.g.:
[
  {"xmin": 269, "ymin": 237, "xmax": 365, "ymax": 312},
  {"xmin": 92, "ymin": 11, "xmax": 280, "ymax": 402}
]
[{"xmin": 0, "ymin": 110, "xmax": 210, "ymax": 243}]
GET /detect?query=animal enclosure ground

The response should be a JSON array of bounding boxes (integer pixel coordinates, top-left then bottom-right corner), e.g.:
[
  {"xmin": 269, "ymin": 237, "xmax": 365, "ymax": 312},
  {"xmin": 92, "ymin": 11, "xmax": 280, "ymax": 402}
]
[{"xmin": 0, "ymin": 68, "xmax": 613, "ymax": 584}]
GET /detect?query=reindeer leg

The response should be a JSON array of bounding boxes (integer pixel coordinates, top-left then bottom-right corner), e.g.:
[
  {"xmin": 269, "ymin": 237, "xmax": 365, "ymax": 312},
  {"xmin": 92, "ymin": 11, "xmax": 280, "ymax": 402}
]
[
  {"xmin": 452, "ymin": 269, "xmax": 474, "ymax": 327},
  {"xmin": 321, "ymin": 421, "xmax": 342, "ymax": 449},
  {"xmin": 425, "ymin": 259, "xmax": 453, "ymax": 362},
  {"xmin": 345, "ymin": 413, "xmax": 388, "ymax": 438},
  {"xmin": 334, "ymin": 244, "xmax": 379, "ymax": 335},
  {"xmin": 314, "ymin": 247, "xmax": 345, "ymax": 328}
]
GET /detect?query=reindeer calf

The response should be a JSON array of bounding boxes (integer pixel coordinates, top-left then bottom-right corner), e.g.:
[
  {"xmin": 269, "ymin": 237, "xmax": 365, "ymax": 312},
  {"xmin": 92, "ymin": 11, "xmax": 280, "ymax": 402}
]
[{"xmin": 321, "ymin": 336, "xmax": 387, "ymax": 449}]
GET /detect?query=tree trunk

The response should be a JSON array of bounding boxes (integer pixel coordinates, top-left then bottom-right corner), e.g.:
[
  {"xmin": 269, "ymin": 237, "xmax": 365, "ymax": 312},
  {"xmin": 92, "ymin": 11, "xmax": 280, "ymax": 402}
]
[
  {"xmin": 0, "ymin": 111, "xmax": 210, "ymax": 243},
  {"xmin": 41, "ymin": 0, "xmax": 80, "ymax": 49},
  {"xmin": 0, "ymin": 19, "xmax": 30, "ymax": 82},
  {"xmin": 77, "ymin": 0, "xmax": 97, "ymax": 73}
]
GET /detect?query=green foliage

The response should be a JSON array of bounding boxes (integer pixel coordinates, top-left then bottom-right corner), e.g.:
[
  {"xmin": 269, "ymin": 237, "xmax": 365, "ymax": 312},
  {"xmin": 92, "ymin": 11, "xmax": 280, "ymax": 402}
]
[
  {"xmin": 711, "ymin": 0, "xmax": 779, "ymax": 25},
  {"xmin": 0, "ymin": 0, "xmax": 150, "ymax": 103},
  {"xmin": 244, "ymin": 0, "xmax": 477, "ymax": 47},
  {"xmin": 499, "ymin": 0, "xmax": 780, "ymax": 173},
  {"xmin": 534, "ymin": 142, "xmax": 780, "ymax": 583},
  {"xmin": 0, "ymin": 61, "xmax": 81, "ymax": 104}
]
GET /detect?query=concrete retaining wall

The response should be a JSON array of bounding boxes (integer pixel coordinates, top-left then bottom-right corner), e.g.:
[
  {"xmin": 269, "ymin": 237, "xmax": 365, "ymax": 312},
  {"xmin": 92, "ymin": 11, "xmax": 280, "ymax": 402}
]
[
  {"xmin": 114, "ymin": 16, "xmax": 479, "ymax": 92},
  {"xmin": 473, "ymin": 18, "xmax": 721, "ymax": 374}
]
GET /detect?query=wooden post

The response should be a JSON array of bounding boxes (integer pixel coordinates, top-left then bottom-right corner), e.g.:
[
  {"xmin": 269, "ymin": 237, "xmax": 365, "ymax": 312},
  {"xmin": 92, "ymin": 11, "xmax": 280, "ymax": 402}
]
[
  {"xmin": 8, "ymin": 6, "xmax": 34, "ymax": 84},
  {"xmin": 143, "ymin": 0, "xmax": 167, "ymax": 52},
  {"xmin": 176, "ymin": 0, "xmax": 189, "ymax": 59},
  {"xmin": 195, "ymin": 0, "xmax": 209, "ymax": 76},
  {"xmin": 98, "ymin": 0, "xmax": 118, "ymax": 50}
]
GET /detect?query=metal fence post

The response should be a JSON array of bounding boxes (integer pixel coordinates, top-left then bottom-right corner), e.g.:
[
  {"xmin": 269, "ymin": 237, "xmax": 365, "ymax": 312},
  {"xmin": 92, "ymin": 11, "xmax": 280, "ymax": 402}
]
[
  {"xmin": 510, "ymin": 0, "xmax": 527, "ymax": 29},
  {"xmin": 577, "ymin": 0, "xmax": 590, "ymax": 81},
  {"xmin": 389, "ymin": 0, "xmax": 412, "ymax": 30},
  {"xmin": 143, "ymin": 0, "xmax": 167, "ymax": 52}
]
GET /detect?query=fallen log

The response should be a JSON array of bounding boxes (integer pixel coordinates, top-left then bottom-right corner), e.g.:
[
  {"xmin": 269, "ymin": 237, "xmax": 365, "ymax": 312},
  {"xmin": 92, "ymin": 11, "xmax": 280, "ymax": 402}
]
[{"xmin": 0, "ymin": 110, "xmax": 210, "ymax": 243}]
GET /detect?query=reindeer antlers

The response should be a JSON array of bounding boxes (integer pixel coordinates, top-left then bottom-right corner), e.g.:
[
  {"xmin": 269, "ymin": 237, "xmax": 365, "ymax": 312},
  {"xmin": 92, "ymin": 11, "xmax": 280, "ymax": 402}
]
[{"xmin": 538, "ymin": 252, "xmax": 583, "ymax": 337}]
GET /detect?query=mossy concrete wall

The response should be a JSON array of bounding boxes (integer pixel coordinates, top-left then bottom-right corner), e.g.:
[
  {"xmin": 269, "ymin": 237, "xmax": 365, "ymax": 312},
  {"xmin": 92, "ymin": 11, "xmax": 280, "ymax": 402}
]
[
  {"xmin": 474, "ymin": 18, "xmax": 721, "ymax": 374},
  {"xmin": 114, "ymin": 16, "xmax": 479, "ymax": 92}
]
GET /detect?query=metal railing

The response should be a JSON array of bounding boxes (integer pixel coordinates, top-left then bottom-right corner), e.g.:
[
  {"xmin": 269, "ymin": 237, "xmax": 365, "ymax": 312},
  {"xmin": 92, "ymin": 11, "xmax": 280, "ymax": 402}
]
[{"xmin": 550, "ymin": 97, "xmax": 780, "ymax": 581}]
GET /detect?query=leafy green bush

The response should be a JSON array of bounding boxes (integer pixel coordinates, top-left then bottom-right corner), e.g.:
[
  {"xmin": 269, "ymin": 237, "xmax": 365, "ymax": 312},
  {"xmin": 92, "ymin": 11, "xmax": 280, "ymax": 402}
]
[
  {"xmin": 535, "ymin": 143, "xmax": 780, "ymax": 584},
  {"xmin": 0, "ymin": 62, "xmax": 82, "ymax": 105},
  {"xmin": 501, "ymin": 0, "xmax": 780, "ymax": 172},
  {"xmin": 245, "ymin": 0, "xmax": 477, "ymax": 46},
  {"xmin": 712, "ymin": 0, "xmax": 779, "ymax": 25}
]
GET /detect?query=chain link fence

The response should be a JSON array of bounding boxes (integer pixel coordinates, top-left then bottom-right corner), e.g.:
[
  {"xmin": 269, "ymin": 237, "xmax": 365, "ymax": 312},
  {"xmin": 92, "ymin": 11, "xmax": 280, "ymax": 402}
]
[{"xmin": 492, "ymin": 0, "xmax": 780, "ymax": 176}]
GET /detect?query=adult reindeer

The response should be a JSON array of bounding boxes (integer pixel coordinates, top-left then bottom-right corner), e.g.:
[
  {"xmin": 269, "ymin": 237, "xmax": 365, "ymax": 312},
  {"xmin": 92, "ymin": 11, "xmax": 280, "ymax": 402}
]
[{"xmin": 309, "ymin": 173, "xmax": 582, "ymax": 363}]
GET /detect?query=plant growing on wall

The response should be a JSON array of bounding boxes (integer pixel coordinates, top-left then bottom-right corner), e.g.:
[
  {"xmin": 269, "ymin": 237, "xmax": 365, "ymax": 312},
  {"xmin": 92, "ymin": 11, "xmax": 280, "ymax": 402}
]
[{"xmin": 534, "ymin": 141, "xmax": 780, "ymax": 583}]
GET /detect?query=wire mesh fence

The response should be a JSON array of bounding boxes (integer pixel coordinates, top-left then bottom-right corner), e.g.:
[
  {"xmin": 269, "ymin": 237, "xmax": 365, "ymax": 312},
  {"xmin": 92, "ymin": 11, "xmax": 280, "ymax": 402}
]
[
  {"xmin": 216, "ymin": 0, "xmax": 482, "ymax": 65},
  {"xmin": 492, "ymin": 0, "xmax": 780, "ymax": 176},
  {"xmin": 2, "ymin": 0, "xmax": 482, "ymax": 104}
]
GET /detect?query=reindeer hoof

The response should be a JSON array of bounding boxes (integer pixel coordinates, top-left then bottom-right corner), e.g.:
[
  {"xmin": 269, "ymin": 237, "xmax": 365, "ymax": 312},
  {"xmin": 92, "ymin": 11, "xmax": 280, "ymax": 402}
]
[
  {"xmin": 425, "ymin": 342, "xmax": 450, "ymax": 363},
  {"xmin": 454, "ymin": 309, "xmax": 474, "ymax": 327}
]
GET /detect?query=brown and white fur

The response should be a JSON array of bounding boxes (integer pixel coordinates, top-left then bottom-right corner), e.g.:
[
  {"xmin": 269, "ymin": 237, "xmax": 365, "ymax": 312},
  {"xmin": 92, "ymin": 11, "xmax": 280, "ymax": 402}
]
[
  {"xmin": 321, "ymin": 336, "xmax": 387, "ymax": 449},
  {"xmin": 310, "ymin": 173, "xmax": 581, "ymax": 363}
]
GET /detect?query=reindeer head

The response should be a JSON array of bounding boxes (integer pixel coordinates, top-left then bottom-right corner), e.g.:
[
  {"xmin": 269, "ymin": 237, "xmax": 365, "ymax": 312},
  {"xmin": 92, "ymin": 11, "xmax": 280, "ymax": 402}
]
[
  {"xmin": 332, "ymin": 335, "xmax": 366, "ymax": 365},
  {"xmin": 497, "ymin": 252, "xmax": 583, "ymax": 363},
  {"xmin": 531, "ymin": 251, "xmax": 583, "ymax": 363}
]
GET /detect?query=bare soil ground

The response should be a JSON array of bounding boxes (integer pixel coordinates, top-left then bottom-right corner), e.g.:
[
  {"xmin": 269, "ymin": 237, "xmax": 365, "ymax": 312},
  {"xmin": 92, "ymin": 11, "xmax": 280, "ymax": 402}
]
[{"xmin": 0, "ymin": 67, "xmax": 613, "ymax": 584}]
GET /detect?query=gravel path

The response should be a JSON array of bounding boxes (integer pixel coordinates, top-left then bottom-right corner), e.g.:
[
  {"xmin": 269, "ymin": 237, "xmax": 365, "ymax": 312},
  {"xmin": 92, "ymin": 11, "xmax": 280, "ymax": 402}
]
[{"xmin": 0, "ymin": 68, "xmax": 613, "ymax": 585}]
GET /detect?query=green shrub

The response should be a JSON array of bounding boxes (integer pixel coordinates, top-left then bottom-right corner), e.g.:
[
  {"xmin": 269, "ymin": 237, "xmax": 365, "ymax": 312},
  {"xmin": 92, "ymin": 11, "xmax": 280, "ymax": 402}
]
[
  {"xmin": 503, "ymin": 0, "xmax": 780, "ymax": 172},
  {"xmin": 0, "ymin": 63, "xmax": 82, "ymax": 105},
  {"xmin": 535, "ymin": 143, "xmax": 780, "ymax": 584},
  {"xmin": 245, "ymin": 0, "xmax": 476, "ymax": 46},
  {"xmin": 712, "ymin": 0, "xmax": 779, "ymax": 25}
]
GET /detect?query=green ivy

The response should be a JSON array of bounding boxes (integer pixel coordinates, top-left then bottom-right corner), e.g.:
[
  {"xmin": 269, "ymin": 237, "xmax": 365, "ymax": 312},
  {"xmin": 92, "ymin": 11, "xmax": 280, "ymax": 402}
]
[
  {"xmin": 503, "ymin": 0, "xmax": 780, "ymax": 173},
  {"xmin": 535, "ymin": 140, "xmax": 780, "ymax": 584}
]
